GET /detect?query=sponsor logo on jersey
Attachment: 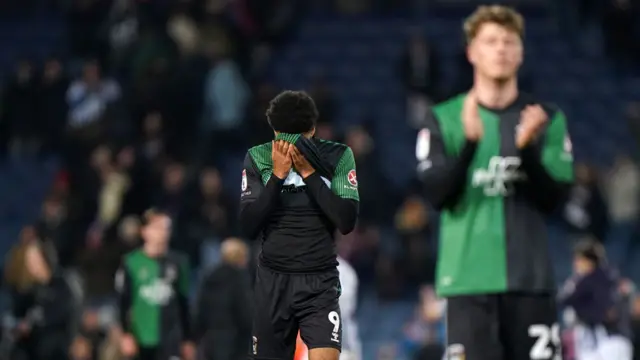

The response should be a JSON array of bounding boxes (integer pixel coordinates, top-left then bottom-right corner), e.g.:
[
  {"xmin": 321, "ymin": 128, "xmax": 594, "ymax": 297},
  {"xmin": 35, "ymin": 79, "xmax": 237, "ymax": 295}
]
[
  {"xmin": 471, "ymin": 156, "xmax": 525, "ymax": 196},
  {"xmin": 446, "ymin": 344, "xmax": 465, "ymax": 360},
  {"xmin": 241, "ymin": 169, "xmax": 247, "ymax": 191},
  {"xmin": 140, "ymin": 279, "xmax": 174, "ymax": 305},
  {"xmin": 282, "ymin": 170, "xmax": 331, "ymax": 190},
  {"xmin": 347, "ymin": 169, "xmax": 357, "ymax": 186}
]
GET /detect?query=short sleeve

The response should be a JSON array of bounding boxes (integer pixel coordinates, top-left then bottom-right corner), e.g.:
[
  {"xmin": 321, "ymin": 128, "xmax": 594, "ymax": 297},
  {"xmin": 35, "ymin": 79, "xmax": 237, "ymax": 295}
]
[
  {"xmin": 331, "ymin": 147, "xmax": 360, "ymax": 201},
  {"xmin": 542, "ymin": 110, "xmax": 574, "ymax": 182}
]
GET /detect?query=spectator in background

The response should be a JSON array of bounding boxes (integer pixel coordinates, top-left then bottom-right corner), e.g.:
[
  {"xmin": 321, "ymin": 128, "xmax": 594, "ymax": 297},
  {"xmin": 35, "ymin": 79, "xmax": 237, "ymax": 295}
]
[
  {"xmin": 563, "ymin": 164, "xmax": 609, "ymax": 242},
  {"xmin": 65, "ymin": 60, "xmax": 121, "ymax": 166},
  {"xmin": 344, "ymin": 125, "xmax": 394, "ymax": 225},
  {"xmin": 201, "ymin": 37, "xmax": 249, "ymax": 167},
  {"xmin": 400, "ymin": 286, "xmax": 444, "ymax": 360},
  {"xmin": 4, "ymin": 226, "xmax": 38, "ymax": 296},
  {"xmin": 604, "ymin": 155, "xmax": 640, "ymax": 278},
  {"xmin": 38, "ymin": 56, "xmax": 70, "ymax": 156},
  {"xmin": 394, "ymin": 195, "xmax": 433, "ymax": 285},
  {"xmin": 398, "ymin": 33, "xmax": 440, "ymax": 128},
  {"xmin": 188, "ymin": 167, "xmax": 234, "ymax": 270},
  {"xmin": 167, "ymin": 4, "xmax": 200, "ymax": 58},
  {"xmin": 104, "ymin": 0, "xmax": 139, "ymax": 77},
  {"xmin": 15, "ymin": 242, "xmax": 75, "ymax": 360},
  {"xmin": 35, "ymin": 196, "xmax": 72, "ymax": 267},
  {"xmin": 2, "ymin": 59, "xmax": 39, "ymax": 158},
  {"xmin": 195, "ymin": 238, "xmax": 252, "ymax": 360}
]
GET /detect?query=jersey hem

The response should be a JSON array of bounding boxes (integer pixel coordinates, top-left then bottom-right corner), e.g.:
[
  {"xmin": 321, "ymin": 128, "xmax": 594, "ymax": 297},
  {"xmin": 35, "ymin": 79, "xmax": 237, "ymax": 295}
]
[{"xmin": 258, "ymin": 261, "xmax": 338, "ymax": 275}]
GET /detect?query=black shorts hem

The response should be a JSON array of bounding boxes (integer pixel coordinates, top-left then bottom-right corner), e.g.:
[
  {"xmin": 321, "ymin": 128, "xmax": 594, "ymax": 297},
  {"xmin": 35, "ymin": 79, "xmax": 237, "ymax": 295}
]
[{"xmin": 306, "ymin": 343, "xmax": 342, "ymax": 351}]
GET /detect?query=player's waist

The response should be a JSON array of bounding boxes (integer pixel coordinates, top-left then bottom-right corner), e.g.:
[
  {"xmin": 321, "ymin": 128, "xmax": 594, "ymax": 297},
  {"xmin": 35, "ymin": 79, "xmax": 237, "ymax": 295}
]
[{"xmin": 259, "ymin": 253, "xmax": 338, "ymax": 274}]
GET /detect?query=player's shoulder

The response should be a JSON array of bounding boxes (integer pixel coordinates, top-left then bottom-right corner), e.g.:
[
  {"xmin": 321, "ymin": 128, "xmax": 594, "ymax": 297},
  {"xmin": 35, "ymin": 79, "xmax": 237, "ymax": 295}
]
[
  {"xmin": 418, "ymin": 93, "xmax": 466, "ymax": 129},
  {"xmin": 247, "ymin": 141, "xmax": 272, "ymax": 159},
  {"xmin": 314, "ymin": 138, "xmax": 352, "ymax": 164},
  {"xmin": 246, "ymin": 142, "xmax": 273, "ymax": 169},
  {"xmin": 122, "ymin": 248, "xmax": 143, "ymax": 266}
]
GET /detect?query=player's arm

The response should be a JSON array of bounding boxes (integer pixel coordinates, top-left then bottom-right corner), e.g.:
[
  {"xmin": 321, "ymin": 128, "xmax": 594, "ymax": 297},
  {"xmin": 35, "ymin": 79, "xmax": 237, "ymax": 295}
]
[
  {"xmin": 239, "ymin": 152, "xmax": 284, "ymax": 239},
  {"xmin": 115, "ymin": 263, "xmax": 133, "ymax": 333},
  {"xmin": 175, "ymin": 255, "xmax": 192, "ymax": 341},
  {"xmin": 302, "ymin": 147, "xmax": 359, "ymax": 234},
  {"xmin": 519, "ymin": 109, "xmax": 574, "ymax": 213},
  {"xmin": 416, "ymin": 111, "xmax": 478, "ymax": 210}
]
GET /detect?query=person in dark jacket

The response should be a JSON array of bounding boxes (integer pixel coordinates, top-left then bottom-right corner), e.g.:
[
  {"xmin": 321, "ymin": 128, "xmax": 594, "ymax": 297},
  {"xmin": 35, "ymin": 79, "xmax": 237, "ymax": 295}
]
[
  {"xmin": 559, "ymin": 239, "xmax": 633, "ymax": 359},
  {"xmin": 14, "ymin": 241, "xmax": 75, "ymax": 360},
  {"xmin": 195, "ymin": 237, "xmax": 252, "ymax": 360}
]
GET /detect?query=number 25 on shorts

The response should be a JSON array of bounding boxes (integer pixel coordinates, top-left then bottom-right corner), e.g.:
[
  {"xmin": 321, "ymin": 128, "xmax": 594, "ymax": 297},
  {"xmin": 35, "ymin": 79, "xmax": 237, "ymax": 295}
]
[{"xmin": 528, "ymin": 323, "xmax": 561, "ymax": 360}]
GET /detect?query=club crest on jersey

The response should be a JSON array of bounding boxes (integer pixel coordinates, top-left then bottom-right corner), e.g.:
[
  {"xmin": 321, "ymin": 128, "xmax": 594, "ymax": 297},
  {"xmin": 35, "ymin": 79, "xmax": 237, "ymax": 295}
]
[
  {"xmin": 416, "ymin": 128, "xmax": 431, "ymax": 161},
  {"xmin": 241, "ymin": 169, "xmax": 247, "ymax": 191},
  {"xmin": 347, "ymin": 169, "xmax": 358, "ymax": 186}
]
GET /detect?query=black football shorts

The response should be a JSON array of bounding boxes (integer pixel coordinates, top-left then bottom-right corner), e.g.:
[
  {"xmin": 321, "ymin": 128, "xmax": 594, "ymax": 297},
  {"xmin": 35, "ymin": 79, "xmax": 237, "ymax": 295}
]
[
  {"xmin": 250, "ymin": 265, "xmax": 342, "ymax": 359},
  {"xmin": 445, "ymin": 292, "xmax": 561, "ymax": 360}
]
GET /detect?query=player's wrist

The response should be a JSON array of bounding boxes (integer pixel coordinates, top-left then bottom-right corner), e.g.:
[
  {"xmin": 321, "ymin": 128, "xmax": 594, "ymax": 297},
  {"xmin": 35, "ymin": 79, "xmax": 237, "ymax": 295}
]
[
  {"xmin": 300, "ymin": 169, "xmax": 316, "ymax": 179},
  {"xmin": 273, "ymin": 170, "xmax": 288, "ymax": 179}
]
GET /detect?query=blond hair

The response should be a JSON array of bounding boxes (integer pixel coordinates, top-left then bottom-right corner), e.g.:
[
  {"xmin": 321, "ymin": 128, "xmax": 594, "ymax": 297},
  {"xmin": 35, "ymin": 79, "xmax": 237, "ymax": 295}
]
[{"xmin": 463, "ymin": 5, "xmax": 524, "ymax": 43}]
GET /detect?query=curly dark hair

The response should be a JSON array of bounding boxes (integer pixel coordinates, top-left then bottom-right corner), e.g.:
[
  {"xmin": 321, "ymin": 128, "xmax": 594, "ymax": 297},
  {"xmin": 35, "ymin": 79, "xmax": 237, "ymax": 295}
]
[{"xmin": 266, "ymin": 90, "xmax": 318, "ymax": 134}]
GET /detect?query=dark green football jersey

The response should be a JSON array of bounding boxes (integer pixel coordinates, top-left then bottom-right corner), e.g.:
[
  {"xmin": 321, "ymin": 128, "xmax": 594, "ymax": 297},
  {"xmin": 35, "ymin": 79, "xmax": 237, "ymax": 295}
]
[
  {"xmin": 240, "ymin": 138, "xmax": 359, "ymax": 272},
  {"xmin": 416, "ymin": 93, "xmax": 574, "ymax": 296},
  {"xmin": 116, "ymin": 249, "xmax": 190, "ymax": 346}
]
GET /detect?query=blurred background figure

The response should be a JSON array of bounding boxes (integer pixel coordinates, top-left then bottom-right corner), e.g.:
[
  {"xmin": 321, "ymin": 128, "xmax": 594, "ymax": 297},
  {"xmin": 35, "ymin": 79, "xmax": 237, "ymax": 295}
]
[
  {"xmin": 194, "ymin": 237, "xmax": 252, "ymax": 360},
  {"xmin": 559, "ymin": 240, "xmax": 633, "ymax": 360}
]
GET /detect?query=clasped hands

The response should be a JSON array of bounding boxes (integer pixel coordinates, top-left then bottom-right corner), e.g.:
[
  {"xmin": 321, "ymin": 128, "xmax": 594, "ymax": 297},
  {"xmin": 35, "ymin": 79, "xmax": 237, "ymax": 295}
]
[
  {"xmin": 272, "ymin": 140, "xmax": 315, "ymax": 179},
  {"xmin": 463, "ymin": 91, "xmax": 547, "ymax": 149}
]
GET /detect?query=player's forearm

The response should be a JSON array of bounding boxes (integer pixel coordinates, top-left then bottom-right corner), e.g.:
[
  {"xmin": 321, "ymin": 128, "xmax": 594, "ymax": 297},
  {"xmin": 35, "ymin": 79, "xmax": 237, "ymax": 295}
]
[
  {"xmin": 420, "ymin": 141, "xmax": 477, "ymax": 210},
  {"xmin": 519, "ymin": 145, "xmax": 571, "ymax": 212},
  {"xmin": 304, "ymin": 172, "xmax": 358, "ymax": 234},
  {"xmin": 239, "ymin": 176, "xmax": 285, "ymax": 238}
]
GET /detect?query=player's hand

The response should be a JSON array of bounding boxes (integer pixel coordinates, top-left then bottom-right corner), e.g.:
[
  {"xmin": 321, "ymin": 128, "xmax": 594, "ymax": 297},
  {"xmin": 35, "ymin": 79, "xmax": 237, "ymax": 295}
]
[
  {"xmin": 272, "ymin": 140, "xmax": 292, "ymax": 179},
  {"xmin": 462, "ymin": 91, "xmax": 483, "ymax": 141},
  {"xmin": 120, "ymin": 333, "xmax": 138, "ymax": 357},
  {"xmin": 181, "ymin": 341, "xmax": 196, "ymax": 360},
  {"xmin": 516, "ymin": 104, "xmax": 547, "ymax": 149},
  {"xmin": 289, "ymin": 146, "xmax": 315, "ymax": 178}
]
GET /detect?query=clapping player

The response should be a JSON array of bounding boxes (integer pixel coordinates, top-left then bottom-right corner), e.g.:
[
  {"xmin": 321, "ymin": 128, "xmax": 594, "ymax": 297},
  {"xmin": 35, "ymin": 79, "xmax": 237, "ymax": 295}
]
[{"xmin": 416, "ymin": 5, "xmax": 574, "ymax": 360}]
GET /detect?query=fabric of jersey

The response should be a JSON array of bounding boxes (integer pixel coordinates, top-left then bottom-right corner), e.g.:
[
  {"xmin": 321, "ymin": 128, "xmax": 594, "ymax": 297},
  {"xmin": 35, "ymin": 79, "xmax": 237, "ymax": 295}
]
[
  {"xmin": 116, "ymin": 249, "xmax": 190, "ymax": 347},
  {"xmin": 240, "ymin": 138, "xmax": 359, "ymax": 272},
  {"xmin": 416, "ymin": 93, "xmax": 574, "ymax": 296}
]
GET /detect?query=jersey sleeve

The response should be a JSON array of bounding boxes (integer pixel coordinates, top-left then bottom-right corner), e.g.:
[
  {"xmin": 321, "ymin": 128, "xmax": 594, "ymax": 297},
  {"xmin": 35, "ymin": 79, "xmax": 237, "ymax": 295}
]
[
  {"xmin": 519, "ymin": 109, "xmax": 574, "ymax": 212},
  {"xmin": 115, "ymin": 262, "xmax": 133, "ymax": 332},
  {"xmin": 541, "ymin": 110, "xmax": 574, "ymax": 182},
  {"xmin": 174, "ymin": 255, "xmax": 192, "ymax": 340},
  {"xmin": 416, "ymin": 110, "xmax": 477, "ymax": 210},
  {"xmin": 331, "ymin": 147, "xmax": 360, "ymax": 201},
  {"xmin": 238, "ymin": 151, "xmax": 284, "ymax": 239}
]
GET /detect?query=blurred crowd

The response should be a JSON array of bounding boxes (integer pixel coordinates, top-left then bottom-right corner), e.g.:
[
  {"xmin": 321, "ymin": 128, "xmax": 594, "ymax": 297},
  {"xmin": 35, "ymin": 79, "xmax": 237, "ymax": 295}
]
[{"xmin": 0, "ymin": 0, "xmax": 640, "ymax": 359}]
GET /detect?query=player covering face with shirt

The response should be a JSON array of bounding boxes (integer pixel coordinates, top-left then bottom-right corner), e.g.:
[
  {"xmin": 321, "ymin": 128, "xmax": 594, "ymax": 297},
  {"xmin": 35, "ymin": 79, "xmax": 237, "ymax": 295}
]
[
  {"xmin": 416, "ymin": 5, "xmax": 574, "ymax": 360},
  {"xmin": 240, "ymin": 90, "xmax": 359, "ymax": 360}
]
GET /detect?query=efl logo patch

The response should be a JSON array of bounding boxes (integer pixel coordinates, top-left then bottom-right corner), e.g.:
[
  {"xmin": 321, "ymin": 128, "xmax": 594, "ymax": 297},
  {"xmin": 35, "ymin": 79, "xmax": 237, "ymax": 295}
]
[
  {"xmin": 564, "ymin": 134, "xmax": 572, "ymax": 153},
  {"xmin": 347, "ymin": 169, "xmax": 357, "ymax": 186},
  {"xmin": 415, "ymin": 128, "xmax": 431, "ymax": 161},
  {"xmin": 241, "ymin": 169, "xmax": 247, "ymax": 191},
  {"xmin": 446, "ymin": 344, "xmax": 465, "ymax": 360},
  {"xmin": 252, "ymin": 336, "xmax": 257, "ymax": 355}
]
